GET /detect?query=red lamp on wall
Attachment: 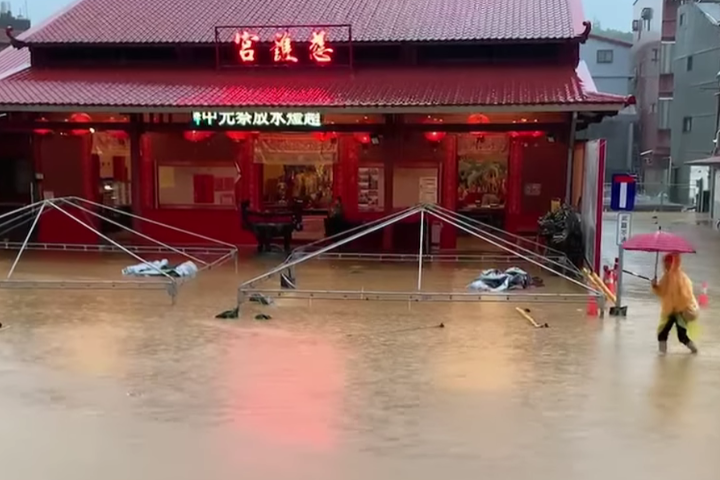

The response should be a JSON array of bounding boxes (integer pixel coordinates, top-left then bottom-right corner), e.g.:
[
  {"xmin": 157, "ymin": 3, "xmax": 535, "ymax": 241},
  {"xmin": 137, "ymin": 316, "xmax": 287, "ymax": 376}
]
[
  {"xmin": 424, "ymin": 130, "xmax": 446, "ymax": 143},
  {"xmin": 184, "ymin": 130, "xmax": 213, "ymax": 142},
  {"xmin": 226, "ymin": 131, "xmax": 250, "ymax": 142},
  {"xmin": 353, "ymin": 132, "xmax": 371, "ymax": 145},
  {"xmin": 508, "ymin": 118, "xmax": 544, "ymax": 140},
  {"xmin": 69, "ymin": 112, "xmax": 92, "ymax": 136},
  {"xmin": 423, "ymin": 116, "xmax": 446, "ymax": 143},
  {"xmin": 508, "ymin": 131, "xmax": 545, "ymax": 139},
  {"xmin": 106, "ymin": 115, "xmax": 129, "ymax": 140},
  {"xmin": 33, "ymin": 117, "xmax": 52, "ymax": 135},
  {"xmin": 468, "ymin": 113, "xmax": 490, "ymax": 137},
  {"xmin": 312, "ymin": 131, "xmax": 338, "ymax": 142}
]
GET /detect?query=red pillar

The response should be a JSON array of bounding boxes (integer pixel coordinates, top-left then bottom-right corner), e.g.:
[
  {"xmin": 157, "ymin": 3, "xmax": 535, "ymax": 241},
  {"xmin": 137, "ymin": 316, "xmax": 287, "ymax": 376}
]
[
  {"xmin": 332, "ymin": 138, "xmax": 344, "ymax": 208},
  {"xmin": 239, "ymin": 137, "xmax": 260, "ymax": 208},
  {"xmin": 140, "ymin": 133, "xmax": 154, "ymax": 211},
  {"xmin": 81, "ymin": 135, "xmax": 95, "ymax": 202},
  {"xmin": 440, "ymin": 135, "xmax": 458, "ymax": 249},
  {"xmin": 339, "ymin": 136, "xmax": 359, "ymax": 219},
  {"xmin": 382, "ymin": 151, "xmax": 394, "ymax": 250},
  {"xmin": 505, "ymin": 137, "xmax": 523, "ymax": 233},
  {"xmin": 80, "ymin": 135, "xmax": 100, "ymax": 241},
  {"xmin": 32, "ymin": 135, "xmax": 43, "ymax": 201},
  {"xmin": 129, "ymin": 118, "xmax": 144, "ymax": 235},
  {"xmin": 233, "ymin": 140, "xmax": 243, "ymax": 206}
]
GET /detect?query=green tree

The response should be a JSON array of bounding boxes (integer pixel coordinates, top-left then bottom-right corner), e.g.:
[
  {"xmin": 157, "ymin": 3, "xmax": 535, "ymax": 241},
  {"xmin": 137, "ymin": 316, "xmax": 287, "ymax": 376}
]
[{"xmin": 592, "ymin": 19, "xmax": 633, "ymax": 43}]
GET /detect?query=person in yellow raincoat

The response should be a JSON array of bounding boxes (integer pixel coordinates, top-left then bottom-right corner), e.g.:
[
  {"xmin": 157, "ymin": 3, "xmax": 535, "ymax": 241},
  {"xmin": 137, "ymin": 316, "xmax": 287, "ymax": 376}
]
[{"xmin": 651, "ymin": 253, "xmax": 699, "ymax": 354}]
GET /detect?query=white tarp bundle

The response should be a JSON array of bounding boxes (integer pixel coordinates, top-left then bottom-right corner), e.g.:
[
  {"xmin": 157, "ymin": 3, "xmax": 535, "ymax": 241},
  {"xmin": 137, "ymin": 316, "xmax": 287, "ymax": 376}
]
[{"xmin": 122, "ymin": 259, "xmax": 198, "ymax": 278}]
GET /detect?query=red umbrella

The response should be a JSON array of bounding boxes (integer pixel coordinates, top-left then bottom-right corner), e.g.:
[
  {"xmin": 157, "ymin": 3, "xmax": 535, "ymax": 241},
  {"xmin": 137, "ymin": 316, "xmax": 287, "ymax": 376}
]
[
  {"xmin": 622, "ymin": 230, "xmax": 696, "ymax": 254},
  {"xmin": 622, "ymin": 227, "xmax": 695, "ymax": 277}
]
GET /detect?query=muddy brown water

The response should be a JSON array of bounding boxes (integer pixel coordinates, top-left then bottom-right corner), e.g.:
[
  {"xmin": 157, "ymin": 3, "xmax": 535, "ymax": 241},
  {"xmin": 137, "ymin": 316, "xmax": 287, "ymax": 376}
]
[{"xmin": 0, "ymin": 212, "xmax": 719, "ymax": 479}]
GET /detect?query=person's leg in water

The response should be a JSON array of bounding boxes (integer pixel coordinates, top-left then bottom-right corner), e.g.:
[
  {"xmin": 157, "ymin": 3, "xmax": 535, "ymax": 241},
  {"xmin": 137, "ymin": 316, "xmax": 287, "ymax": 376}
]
[
  {"xmin": 658, "ymin": 314, "xmax": 679, "ymax": 354},
  {"xmin": 676, "ymin": 319, "xmax": 698, "ymax": 354}
]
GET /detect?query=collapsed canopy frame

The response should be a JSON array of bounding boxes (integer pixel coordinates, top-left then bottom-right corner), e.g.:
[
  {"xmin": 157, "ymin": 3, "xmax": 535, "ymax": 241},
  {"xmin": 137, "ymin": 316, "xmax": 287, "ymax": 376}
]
[
  {"xmin": 0, "ymin": 196, "xmax": 238, "ymax": 303},
  {"xmin": 237, "ymin": 204, "xmax": 603, "ymax": 309}
]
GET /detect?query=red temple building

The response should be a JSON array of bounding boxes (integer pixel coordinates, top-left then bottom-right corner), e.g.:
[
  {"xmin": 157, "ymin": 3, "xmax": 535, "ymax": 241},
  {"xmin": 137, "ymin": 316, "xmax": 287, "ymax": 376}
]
[{"xmin": 0, "ymin": 0, "xmax": 630, "ymax": 250}]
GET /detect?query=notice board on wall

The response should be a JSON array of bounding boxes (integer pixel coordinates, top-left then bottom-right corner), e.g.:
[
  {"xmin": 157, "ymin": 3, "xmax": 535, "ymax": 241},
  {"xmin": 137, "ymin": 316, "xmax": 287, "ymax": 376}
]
[
  {"xmin": 393, "ymin": 167, "xmax": 438, "ymax": 208},
  {"xmin": 358, "ymin": 166, "xmax": 385, "ymax": 211},
  {"xmin": 418, "ymin": 176, "xmax": 438, "ymax": 204}
]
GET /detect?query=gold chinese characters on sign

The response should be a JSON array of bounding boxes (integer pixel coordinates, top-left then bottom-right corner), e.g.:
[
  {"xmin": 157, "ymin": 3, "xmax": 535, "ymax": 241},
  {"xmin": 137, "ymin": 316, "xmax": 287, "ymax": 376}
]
[{"xmin": 192, "ymin": 111, "xmax": 323, "ymax": 128}]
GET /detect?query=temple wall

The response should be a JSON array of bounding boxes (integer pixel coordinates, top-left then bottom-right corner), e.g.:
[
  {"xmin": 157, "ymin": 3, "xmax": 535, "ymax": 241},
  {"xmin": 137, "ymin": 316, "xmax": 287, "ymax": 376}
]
[{"xmin": 23, "ymin": 121, "xmax": 573, "ymax": 249}]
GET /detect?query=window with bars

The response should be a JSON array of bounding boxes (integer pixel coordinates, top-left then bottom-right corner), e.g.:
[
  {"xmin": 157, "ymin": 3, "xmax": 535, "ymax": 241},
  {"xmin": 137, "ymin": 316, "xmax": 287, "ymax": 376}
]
[{"xmin": 596, "ymin": 49, "xmax": 614, "ymax": 64}]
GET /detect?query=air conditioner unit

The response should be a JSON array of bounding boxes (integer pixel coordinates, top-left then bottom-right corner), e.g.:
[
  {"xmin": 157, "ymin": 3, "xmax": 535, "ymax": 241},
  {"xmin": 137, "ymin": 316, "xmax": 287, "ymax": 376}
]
[
  {"xmin": 632, "ymin": 19, "xmax": 640, "ymax": 32},
  {"xmin": 641, "ymin": 7, "xmax": 653, "ymax": 20}
]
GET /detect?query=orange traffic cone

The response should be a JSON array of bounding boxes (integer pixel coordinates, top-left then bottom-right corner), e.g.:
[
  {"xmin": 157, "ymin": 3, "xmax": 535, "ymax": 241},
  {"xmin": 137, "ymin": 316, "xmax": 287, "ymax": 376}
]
[
  {"xmin": 586, "ymin": 296, "xmax": 599, "ymax": 316},
  {"xmin": 698, "ymin": 282, "xmax": 709, "ymax": 308},
  {"xmin": 606, "ymin": 274, "xmax": 616, "ymax": 295},
  {"xmin": 602, "ymin": 265, "xmax": 611, "ymax": 285}
]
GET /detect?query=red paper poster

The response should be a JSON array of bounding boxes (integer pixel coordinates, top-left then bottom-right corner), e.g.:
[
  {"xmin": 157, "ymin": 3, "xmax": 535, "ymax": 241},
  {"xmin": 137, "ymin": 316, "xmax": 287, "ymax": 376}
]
[
  {"xmin": 193, "ymin": 174, "xmax": 215, "ymax": 204},
  {"xmin": 112, "ymin": 156, "xmax": 128, "ymax": 182}
]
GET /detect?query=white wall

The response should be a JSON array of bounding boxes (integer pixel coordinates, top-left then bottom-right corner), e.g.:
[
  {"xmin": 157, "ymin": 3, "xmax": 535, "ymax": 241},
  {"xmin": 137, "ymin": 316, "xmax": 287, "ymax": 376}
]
[{"xmin": 580, "ymin": 36, "xmax": 632, "ymax": 95}]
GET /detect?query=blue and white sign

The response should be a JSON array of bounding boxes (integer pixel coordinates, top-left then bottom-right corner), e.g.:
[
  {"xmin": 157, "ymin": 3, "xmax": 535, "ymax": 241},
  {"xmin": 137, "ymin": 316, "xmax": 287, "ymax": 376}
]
[{"xmin": 610, "ymin": 173, "xmax": 637, "ymax": 211}]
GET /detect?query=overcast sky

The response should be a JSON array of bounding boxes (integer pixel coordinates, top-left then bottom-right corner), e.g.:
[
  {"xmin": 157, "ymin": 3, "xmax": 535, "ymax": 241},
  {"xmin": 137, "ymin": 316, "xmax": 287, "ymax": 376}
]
[
  {"xmin": 583, "ymin": 0, "xmax": 633, "ymax": 31},
  {"xmin": 22, "ymin": 0, "xmax": 633, "ymax": 34}
]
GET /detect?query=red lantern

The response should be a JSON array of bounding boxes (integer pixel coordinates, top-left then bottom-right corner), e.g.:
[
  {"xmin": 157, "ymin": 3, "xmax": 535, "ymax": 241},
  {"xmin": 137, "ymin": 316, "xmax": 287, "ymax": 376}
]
[
  {"xmin": 34, "ymin": 117, "xmax": 52, "ymax": 136},
  {"xmin": 508, "ymin": 131, "xmax": 545, "ymax": 139},
  {"xmin": 424, "ymin": 130, "xmax": 446, "ymax": 143},
  {"xmin": 225, "ymin": 131, "xmax": 249, "ymax": 142},
  {"xmin": 423, "ymin": 117, "xmax": 446, "ymax": 143},
  {"xmin": 183, "ymin": 130, "xmax": 213, "ymax": 142},
  {"xmin": 353, "ymin": 132, "xmax": 371, "ymax": 145},
  {"xmin": 69, "ymin": 112, "xmax": 92, "ymax": 136},
  {"xmin": 468, "ymin": 113, "xmax": 490, "ymax": 137},
  {"xmin": 311, "ymin": 131, "xmax": 338, "ymax": 142}
]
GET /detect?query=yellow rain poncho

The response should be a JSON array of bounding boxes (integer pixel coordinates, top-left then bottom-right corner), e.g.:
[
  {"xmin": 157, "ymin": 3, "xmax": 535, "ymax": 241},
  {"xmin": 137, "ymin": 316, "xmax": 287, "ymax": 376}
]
[{"xmin": 651, "ymin": 253, "xmax": 699, "ymax": 338}]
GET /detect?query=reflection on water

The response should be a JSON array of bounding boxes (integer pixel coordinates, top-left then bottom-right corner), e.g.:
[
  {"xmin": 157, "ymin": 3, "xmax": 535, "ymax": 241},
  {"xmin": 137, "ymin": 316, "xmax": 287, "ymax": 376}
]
[
  {"xmin": 0, "ymin": 221, "xmax": 720, "ymax": 478},
  {"xmin": 226, "ymin": 330, "xmax": 344, "ymax": 450}
]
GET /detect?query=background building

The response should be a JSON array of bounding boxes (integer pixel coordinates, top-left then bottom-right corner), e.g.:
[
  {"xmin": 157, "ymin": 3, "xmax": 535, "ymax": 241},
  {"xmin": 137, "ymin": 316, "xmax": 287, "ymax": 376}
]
[
  {"xmin": 0, "ymin": 2, "xmax": 29, "ymax": 49},
  {"xmin": 580, "ymin": 33, "xmax": 636, "ymax": 182},
  {"xmin": 631, "ymin": 0, "xmax": 679, "ymax": 189},
  {"xmin": 672, "ymin": 0, "xmax": 720, "ymax": 207},
  {"xmin": 582, "ymin": 34, "xmax": 634, "ymax": 95}
]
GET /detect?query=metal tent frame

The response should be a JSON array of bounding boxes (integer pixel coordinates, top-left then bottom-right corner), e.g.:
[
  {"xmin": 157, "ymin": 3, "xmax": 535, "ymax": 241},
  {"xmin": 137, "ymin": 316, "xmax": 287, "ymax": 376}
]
[
  {"xmin": 0, "ymin": 196, "xmax": 238, "ymax": 303},
  {"xmin": 237, "ymin": 204, "xmax": 604, "ymax": 310}
]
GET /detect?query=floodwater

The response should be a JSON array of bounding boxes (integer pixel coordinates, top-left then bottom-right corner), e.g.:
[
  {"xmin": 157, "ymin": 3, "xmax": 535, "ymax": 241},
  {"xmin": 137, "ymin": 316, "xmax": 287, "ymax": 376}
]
[{"xmin": 1, "ymin": 213, "xmax": 720, "ymax": 479}]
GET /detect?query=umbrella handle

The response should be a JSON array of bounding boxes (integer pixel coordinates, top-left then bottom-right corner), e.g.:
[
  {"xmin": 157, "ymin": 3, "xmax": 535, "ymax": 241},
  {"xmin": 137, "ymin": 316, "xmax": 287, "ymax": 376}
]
[
  {"xmin": 623, "ymin": 269, "xmax": 652, "ymax": 282},
  {"xmin": 654, "ymin": 252, "xmax": 659, "ymax": 279}
]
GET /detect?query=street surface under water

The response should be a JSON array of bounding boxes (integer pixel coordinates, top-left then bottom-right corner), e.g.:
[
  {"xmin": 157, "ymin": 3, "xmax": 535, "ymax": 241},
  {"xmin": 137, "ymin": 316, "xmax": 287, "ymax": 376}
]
[{"xmin": 1, "ymin": 212, "xmax": 720, "ymax": 479}]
